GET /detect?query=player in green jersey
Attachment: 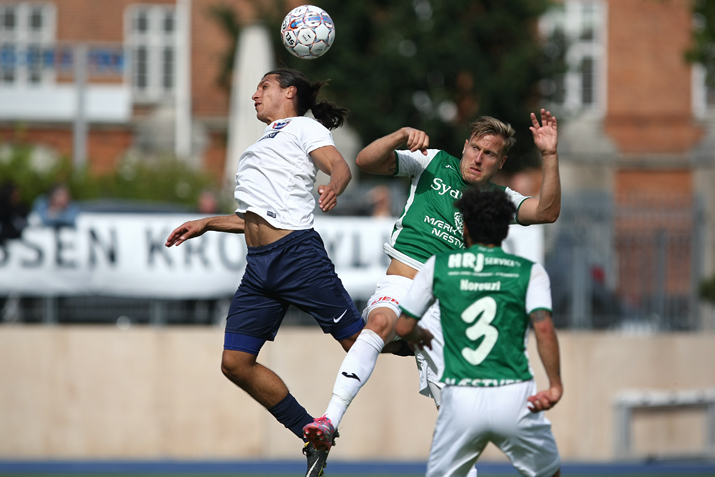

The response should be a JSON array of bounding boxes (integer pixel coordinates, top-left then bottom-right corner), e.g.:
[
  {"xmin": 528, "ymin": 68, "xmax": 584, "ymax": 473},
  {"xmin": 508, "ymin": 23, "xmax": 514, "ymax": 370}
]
[
  {"xmin": 303, "ymin": 111, "xmax": 560, "ymax": 456},
  {"xmin": 396, "ymin": 187, "xmax": 562, "ymax": 477}
]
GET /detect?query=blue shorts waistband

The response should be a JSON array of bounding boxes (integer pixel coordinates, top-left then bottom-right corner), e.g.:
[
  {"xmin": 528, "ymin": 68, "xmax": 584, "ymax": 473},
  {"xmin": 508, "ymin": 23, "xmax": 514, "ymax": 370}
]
[{"xmin": 246, "ymin": 228, "xmax": 314, "ymax": 256}]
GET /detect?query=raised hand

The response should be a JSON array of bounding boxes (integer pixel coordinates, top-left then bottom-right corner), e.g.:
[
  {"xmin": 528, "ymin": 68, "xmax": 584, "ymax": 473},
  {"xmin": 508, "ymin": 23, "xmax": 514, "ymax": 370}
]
[
  {"xmin": 529, "ymin": 109, "xmax": 558, "ymax": 157},
  {"xmin": 402, "ymin": 127, "xmax": 430, "ymax": 156}
]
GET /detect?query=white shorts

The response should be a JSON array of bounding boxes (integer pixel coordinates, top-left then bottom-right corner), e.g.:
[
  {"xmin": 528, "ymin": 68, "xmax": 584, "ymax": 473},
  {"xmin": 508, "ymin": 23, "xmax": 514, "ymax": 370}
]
[
  {"xmin": 426, "ymin": 381, "xmax": 561, "ymax": 477},
  {"xmin": 415, "ymin": 302, "xmax": 445, "ymax": 404},
  {"xmin": 362, "ymin": 274, "xmax": 413, "ymax": 324},
  {"xmin": 364, "ymin": 275, "xmax": 445, "ymax": 404}
]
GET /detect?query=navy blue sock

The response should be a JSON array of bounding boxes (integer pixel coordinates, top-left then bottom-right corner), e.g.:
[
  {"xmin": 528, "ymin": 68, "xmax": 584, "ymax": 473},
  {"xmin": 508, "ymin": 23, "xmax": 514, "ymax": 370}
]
[{"xmin": 267, "ymin": 393, "xmax": 314, "ymax": 440}]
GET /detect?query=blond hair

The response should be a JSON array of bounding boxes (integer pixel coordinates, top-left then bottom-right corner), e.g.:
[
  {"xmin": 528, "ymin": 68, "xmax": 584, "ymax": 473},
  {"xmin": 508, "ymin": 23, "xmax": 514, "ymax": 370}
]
[{"xmin": 468, "ymin": 116, "xmax": 516, "ymax": 154}]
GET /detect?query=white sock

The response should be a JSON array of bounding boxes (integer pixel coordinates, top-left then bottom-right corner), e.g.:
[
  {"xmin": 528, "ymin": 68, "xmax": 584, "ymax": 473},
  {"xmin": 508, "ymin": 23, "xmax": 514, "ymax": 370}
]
[{"xmin": 324, "ymin": 329, "xmax": 384, "ymax": 428}]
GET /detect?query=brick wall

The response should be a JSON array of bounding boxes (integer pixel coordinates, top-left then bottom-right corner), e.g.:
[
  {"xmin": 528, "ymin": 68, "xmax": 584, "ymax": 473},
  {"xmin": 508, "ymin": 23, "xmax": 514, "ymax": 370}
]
[
  {"xmin": 605, "ymin": 0, "xmax": 703, "ymax": 154},
  {"xmin": 52, "ymin": 0, "xmax": 238, "ymax": 118},
  {"xmin": 2, "ymin": 0, "xmax": 257, "ymax": 178},
  {"xmin": 0, "ymin": 125, "xmax": 133, "ymax": 175}
]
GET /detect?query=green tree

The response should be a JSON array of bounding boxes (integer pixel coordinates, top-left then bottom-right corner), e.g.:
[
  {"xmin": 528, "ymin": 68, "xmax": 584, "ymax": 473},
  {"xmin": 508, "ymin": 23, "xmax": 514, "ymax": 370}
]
[
  {"xmin": 0, "ymin": 143, "xmax": 218, "ymax": 211},
  {"xmin": 211, "ymin": 0, "xmax": 557, "ymax": 171},
  {"xmin": 702, "ymin": 274, "xmax": 715, "ymax": 304},
  {"xmin": 687, "ymin": 0, "xmax": 715, "ymax": 76}
]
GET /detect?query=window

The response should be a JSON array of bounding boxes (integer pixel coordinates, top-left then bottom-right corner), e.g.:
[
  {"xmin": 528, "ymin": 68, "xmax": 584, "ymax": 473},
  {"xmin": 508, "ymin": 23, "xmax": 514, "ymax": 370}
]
[
  {"xmin": 125, "ymin": 4, "xmax": 176, "ymax": 102},
  {"xmin": 0, "ymin": 2, "xmax": 56, "ymax": 86},
  {"xmin": 540, "ymin": 1, "xmax": 607, "ymax": 116}
]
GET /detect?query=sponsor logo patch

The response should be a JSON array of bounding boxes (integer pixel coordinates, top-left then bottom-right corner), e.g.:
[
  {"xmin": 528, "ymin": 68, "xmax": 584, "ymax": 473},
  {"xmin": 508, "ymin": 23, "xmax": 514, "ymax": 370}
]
[
  {"xmin": 369, "ymin": 296, "xmax": 400, "ymax": 307},
  {"xmin": 332, "ymin": 310, "xmax": 347, "ymax": 323},
  {"xmin": 272, "ymin": 119, "xmax": 291, "ymax": 129},
  {"xmin": 258, "ymin": 131, "xmax": 280, "ymax": 141},
  {"xmin": 341, "ymin": 372, "xmax": 361, "ymax": 382}
]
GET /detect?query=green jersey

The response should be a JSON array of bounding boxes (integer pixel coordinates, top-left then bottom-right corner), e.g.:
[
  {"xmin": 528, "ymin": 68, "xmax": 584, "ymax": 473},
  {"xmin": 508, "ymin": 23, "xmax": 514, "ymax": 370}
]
[
  {"xmin": 385, "ymin": 149, "xmax": 529, "ymax": 270},
  {"xmin": 400, "ymin": 244, "xmax": 552, "ymax": 387}
]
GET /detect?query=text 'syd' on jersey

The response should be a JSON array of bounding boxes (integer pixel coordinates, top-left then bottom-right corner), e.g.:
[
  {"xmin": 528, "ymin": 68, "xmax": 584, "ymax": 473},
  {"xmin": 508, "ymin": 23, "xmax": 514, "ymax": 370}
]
[{"xmin": 384, "ymin": 149, "xmax": 528, "ymax": 271}]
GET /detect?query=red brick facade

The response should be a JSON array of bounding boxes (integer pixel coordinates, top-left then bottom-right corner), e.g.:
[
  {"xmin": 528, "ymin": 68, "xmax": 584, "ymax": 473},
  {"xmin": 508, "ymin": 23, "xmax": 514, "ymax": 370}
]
[
  {"xmin": 598, "ymin": 0, "xmax": 701, "ymax": 197},
  {"xmin": 606, "ymin": 0, "xmax": 702, "ymax": 157},
  {"xmin": 0, "ymin": 0, "xmax": 254, "ymax": 179},
  {"xmin": 0, "ymin": 0, "xmax": 706, "ymax": 185}
]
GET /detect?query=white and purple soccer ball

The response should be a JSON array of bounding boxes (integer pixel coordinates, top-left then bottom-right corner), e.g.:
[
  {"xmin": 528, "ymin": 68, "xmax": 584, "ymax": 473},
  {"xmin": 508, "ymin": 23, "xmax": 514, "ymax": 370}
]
[{"xmin": 280, "ymin": 5, "xmax": 335, "ymax": 60}]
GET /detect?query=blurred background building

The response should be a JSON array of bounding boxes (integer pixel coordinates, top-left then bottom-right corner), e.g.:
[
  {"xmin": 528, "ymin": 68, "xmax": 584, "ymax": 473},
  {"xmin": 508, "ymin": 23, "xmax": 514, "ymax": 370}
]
[
  {"xmin": 0, "ymin": 0, "xmax": 232, "ymax": 176},
  {"xmin": 539, "ymin": 0, "xmax": 715, "ymax": 333},
  {"xmin": 0, "ymin": 0, "xmax": 712, "ymax": 331},
  {"xmin": 1, "ymin": 0, "xmax": 715, "ymax": 465}
]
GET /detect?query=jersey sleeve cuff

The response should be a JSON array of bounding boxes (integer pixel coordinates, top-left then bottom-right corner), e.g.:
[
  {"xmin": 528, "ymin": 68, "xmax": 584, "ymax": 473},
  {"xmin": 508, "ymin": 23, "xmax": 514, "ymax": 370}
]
[
  {"xmin": 306, "ymin": 140, "xmax": 337, "ymax": 155},
  {"xmin": 514, "ymin": 197, "xmax": 531, "ymax": 226},
  {"xmin": 399, "ymin": 306, "xmax": 421, "ymax": 320}
]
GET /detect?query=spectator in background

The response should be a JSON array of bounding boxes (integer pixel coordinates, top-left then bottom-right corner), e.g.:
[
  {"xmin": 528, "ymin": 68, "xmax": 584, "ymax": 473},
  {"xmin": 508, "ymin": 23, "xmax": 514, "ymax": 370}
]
[
  {"xmin": 198, "ymin": 189, "xmax": 219, "ymax": 215},
  {"xmin": 370, "ymin": 184, "xmax": 392, "ymax": 217},
  {"xmin": 0, "ymin": 180, "xmax": 29, "ymax": 244},
  {"xmin": 32, "ymin": 183, "xmax": 79, "ymax": 228}
]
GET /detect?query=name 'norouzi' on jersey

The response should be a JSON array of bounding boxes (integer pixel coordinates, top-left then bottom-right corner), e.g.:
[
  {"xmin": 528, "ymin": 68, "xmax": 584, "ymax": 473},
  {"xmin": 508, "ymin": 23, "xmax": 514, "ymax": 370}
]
[
  {"xmin": 385, "ymin": 149, "xmax": 529, "ymax": 270},
  {"xmin": 234, "ymin": 117, "xmax": 334, "ymax": 230},
  {"xmin": 400, "ymin": 244, "xmax": 553, "ymax": 387}
]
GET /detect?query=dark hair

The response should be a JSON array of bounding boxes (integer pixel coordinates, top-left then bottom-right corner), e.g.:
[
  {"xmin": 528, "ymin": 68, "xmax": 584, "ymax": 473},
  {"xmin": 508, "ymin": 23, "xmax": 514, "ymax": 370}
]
[
  {"xmin": 468, "ymin": 116, "xmax": 517, "ymax": 154},
  {"xmin": 264, "ymin": 68, "xmax": 348, "ymax": 130},
  {"xmin": 454, "ymin": 187, "xmax": 516, "ymax": 246}
]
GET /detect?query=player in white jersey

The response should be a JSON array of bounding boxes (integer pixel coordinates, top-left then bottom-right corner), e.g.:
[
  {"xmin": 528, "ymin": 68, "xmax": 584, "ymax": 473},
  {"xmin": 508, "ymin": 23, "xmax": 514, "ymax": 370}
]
[
  {"xmin": 165, "ymin": 68, "xmax": 364, "ymax": 477},
  {"xmin": 303, "ymin": 113, "xmax": 560, "ymax": 461},
  {"xmin": 396, "ymin": 187, "xmax": 562, "ymax": 477}
]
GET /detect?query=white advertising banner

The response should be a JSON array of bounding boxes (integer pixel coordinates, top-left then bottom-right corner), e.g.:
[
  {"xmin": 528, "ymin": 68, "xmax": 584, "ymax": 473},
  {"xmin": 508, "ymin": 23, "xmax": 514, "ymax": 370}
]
[{"xmin": 0, "ymin": 214, "xmax": 543, "ymax": 300}]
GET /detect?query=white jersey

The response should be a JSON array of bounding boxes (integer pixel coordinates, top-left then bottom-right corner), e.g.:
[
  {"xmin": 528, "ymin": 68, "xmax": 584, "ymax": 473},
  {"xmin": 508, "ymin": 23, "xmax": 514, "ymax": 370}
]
[{"xmin": 234, "ymin": 116, "xmax": 335, "ymax": 230}]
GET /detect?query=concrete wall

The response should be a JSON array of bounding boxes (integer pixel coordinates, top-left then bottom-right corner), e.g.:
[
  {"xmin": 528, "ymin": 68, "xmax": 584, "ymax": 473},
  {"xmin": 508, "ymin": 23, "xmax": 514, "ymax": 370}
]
[{"xmin": 1, "ymin": 326, "xmax": 714, "ymax": 462}]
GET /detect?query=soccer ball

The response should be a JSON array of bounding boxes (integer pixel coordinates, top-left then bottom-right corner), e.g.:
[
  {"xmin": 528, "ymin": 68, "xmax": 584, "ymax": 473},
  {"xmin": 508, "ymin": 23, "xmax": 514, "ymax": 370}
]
[{"xmin": 280, "ymin": 5, "xmax": 335, "ymax": 59}]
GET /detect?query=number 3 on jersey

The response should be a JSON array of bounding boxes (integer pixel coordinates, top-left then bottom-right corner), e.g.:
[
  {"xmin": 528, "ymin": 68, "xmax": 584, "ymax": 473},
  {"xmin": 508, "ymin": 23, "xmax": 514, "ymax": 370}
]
[{"xmin": 461, "ymin": 296, "xmax": 498, "ymax": 366}]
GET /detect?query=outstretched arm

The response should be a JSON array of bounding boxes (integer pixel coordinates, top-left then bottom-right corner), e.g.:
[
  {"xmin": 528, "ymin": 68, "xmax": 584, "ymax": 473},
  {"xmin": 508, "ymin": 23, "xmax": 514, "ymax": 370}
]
[
  {"xmin": 311, "ymin": 145, "xmax": 352, "ymax": 213},
  {"xmin": 516, "ymin": 109, "xmax": 561, "ymax": 225},
  {"xmin": 355, "ymin": 127, "xmax": 430, "ymax": 175},
  {"xmin": 165, "ymin": 214, "xmax": 245, "ymax": 247},
  {"xmin": 527, "ymin": 309, "xmax": 563, "ymax": 413}
]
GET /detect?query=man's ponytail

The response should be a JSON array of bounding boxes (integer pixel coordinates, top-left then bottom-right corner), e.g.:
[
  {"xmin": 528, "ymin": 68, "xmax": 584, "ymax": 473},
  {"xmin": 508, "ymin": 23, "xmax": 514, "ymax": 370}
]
[{"xmin": 265, "ymin": 68, "xmax": 348, "ymax": 130}]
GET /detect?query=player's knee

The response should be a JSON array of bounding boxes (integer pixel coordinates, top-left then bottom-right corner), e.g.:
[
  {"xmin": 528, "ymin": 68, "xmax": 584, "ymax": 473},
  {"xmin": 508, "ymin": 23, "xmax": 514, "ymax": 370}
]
[
  {"xmin": 220, "ymin": 355, "xmax": 239, "ymax": 380},
  {"xmin": 220, "ymin": 350, "xmax": 254, "ymax": 386},
  {"xmin": 366, "ymin": 310, "xmax": 396, "ymax": 340}
]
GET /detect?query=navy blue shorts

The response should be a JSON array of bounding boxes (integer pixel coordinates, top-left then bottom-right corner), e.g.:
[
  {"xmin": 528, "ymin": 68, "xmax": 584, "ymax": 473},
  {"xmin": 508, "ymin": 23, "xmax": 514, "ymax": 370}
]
[{"xmin": 224, "ymin": 228, "xmax": 364, "ymax": 354}]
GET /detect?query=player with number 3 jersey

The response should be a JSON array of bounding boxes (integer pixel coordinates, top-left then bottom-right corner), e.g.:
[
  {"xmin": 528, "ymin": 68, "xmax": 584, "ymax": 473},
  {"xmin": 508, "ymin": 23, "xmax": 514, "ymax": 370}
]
[
  {"xmin": 396, "ymin": 187, "xmax": 562, "ymax": 477},
  {"xmin": 304, "ymin": 112, "xmax": 561, "ymax": 465}
]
